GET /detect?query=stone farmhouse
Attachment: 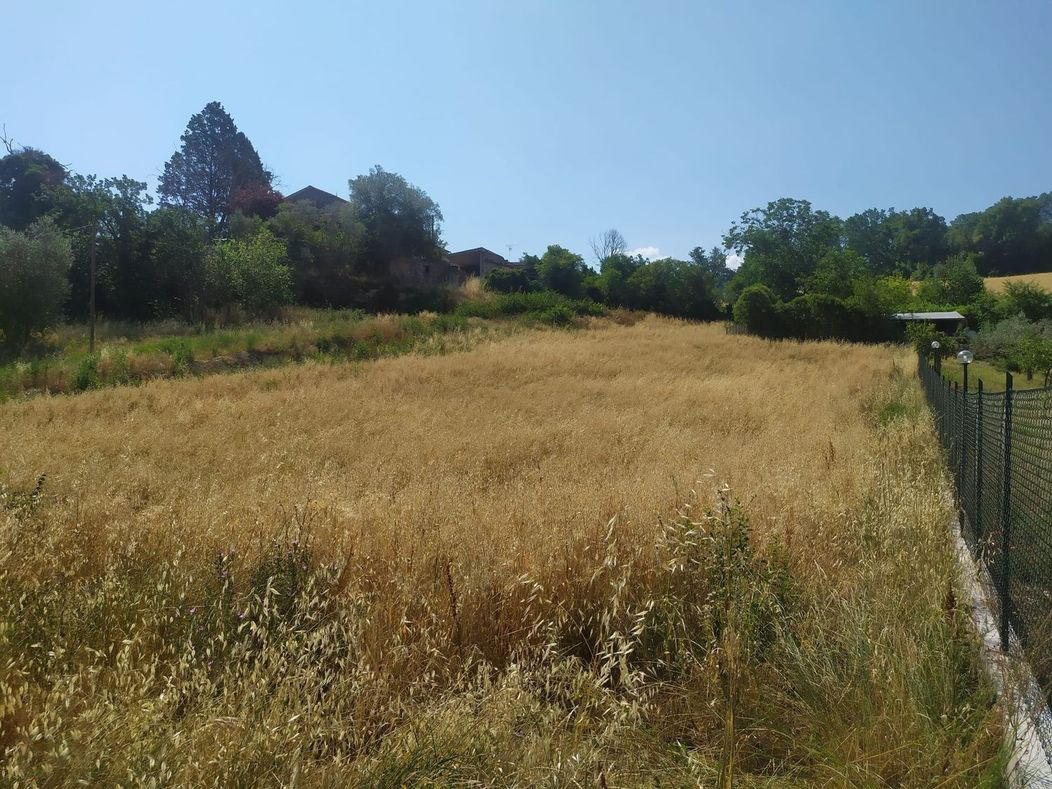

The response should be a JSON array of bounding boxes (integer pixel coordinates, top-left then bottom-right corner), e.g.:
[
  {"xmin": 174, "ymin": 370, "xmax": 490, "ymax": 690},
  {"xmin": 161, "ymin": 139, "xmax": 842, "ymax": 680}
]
[{"xmin": 284, "ymin": 186, "xmax": 521, "ymax": 289}]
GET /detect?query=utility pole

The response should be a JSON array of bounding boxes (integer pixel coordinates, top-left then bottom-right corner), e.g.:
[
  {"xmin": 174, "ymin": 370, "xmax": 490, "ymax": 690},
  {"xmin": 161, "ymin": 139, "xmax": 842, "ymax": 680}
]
[{"xmin": 89, "ymin": 225, "xmax": 98, "ymax": 355}]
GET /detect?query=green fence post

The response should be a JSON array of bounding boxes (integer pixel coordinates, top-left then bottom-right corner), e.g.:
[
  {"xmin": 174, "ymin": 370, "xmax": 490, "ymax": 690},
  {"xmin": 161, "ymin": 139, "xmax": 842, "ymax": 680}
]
[
  {"xmin": 956, "ymin": 381, "xmax": 964, "ymax": 493},
  {"xmin": 1000, "ymin": 371, "xmax": 1013, "ymax": 651},
  {"xmin": 975, "ymin": 379, "xmax": 983, "ymax": 542}
]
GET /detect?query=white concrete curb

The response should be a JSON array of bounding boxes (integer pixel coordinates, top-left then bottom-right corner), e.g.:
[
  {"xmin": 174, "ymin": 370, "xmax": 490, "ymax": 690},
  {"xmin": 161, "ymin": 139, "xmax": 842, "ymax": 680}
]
[{"xmin": 952, "ymin": 516, "xmax": 1052, "ymax": 787}]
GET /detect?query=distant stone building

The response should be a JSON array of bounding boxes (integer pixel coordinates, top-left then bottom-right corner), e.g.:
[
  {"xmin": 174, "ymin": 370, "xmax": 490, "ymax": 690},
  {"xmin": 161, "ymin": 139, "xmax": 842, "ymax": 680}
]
[
  {"xmin": 447, "ymin": 247, "xmax": 519, "ymax": 278},
  {"xmin": 387, "ymin": 256, "xmax": 465, "ymax": 289},
  {"xmin": 283, "ymin": 185, "xmax": 348, "ymax": 209},
  {"xmin": 283, "ymin": 190, "xmax": 518, "ymax": 291},
  {"xmin": 390, "ymin": 247, "xmax": 524, "ymax": 290}
]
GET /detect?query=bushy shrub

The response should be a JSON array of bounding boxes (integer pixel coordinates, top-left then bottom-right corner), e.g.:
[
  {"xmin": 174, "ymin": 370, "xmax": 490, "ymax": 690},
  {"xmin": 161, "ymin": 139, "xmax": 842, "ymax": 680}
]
[
  {"xmin": 397, "ymin": 286, "xmax": 456, "ymax": 314},
  {"xmin": 485, "ymin": 267, "xmax": 536, "ymax": 294},
  {"xmin": 428, "ymin": 313, "xmax": 468, "ymax": 332},
  {"xmin": 780, "ymin": 294, "xmax": 857, "ymax": 339},
  {"xmin": 956, "ymin": 291, "xmax": 1004, "ymax": 330},
  {"xmin": 536, "ymin": 245, "xmax": 588, "ymax": 298},
  {"xmin": 496, "ymin": 290, "xmax": 568, "ymax": 315},
  {"xmin": 72, "ymin": 354, "xmax": 100, "ymax": 391},
  {"xmin": 456, "ymin": 290, "xmax": 603, "ymax": 322},
  {"xmin": 915, "ymin": 256, "xmax": 985, "ymax": 306},
  {"xmin": 205, "ymin": 228, "xmax": 292, "ymax": 318},
  {"xmin": 0, "ymin": 218, "xmax": 72, "ymax": 354},
  {"xmin": 1000, "ymin": 281, "xmax": 1052, "ymax": 322},
  {"xmin": 1009, "ymin": 335, "xmax": 1052, "ymax": 383},
  {"xmin": 733, "ymin": 284, "xmax": 780, "ymax": 337},
  {"xmin": 98, "ymin": 348, "xmax": 131, "ymax": 385},
  {"xmin": 972, "ymin": 316, "xmax": 1052, "ymax": 359},
  {"xmin": 906, "ymin": 321, "xmax": 947, "ymax": 356},
  {"xmin": 535, "ymin": 304, "xmax": 577, "ymax": 326},
  {"xmin": 737, "ymin": 286, "xmax": 895, "ymax": 342},
  {"xmin": 455, "ymin": 299, "xmax": 501, "ymax": 319}
]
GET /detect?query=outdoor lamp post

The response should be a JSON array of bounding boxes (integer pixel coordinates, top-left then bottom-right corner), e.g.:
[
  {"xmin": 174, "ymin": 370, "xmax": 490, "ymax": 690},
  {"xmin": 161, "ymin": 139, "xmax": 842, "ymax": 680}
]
[
  {"xmin": 931, "ymin": 340, "xmax": 941, "ymax": 374},
  {"xmin": 957, "ymin": 349, "xmax": 974, "ymax": 392}
]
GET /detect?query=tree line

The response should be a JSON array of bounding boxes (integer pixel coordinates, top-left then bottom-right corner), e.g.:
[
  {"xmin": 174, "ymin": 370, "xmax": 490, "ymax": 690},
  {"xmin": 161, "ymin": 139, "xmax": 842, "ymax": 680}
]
[
  {"xmin": 483, "ymin": 232, "xmax": 725, "ymax": 322},
  {"xmin": 725, "ymin": 196, "xmax": 1052, "ymax": 343},
  {"xmin": 2, "ymin": 101, "xmax": 1051, "ymax": 356},
  {"xmin": 0, "ymin": 102, "xmax": 446, "ymax": 353}
]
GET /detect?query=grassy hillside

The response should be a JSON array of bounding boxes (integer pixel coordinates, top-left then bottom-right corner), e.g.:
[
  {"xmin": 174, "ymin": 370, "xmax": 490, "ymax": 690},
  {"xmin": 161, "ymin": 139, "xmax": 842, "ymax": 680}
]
[
  {"xmin": 984, "ymin": 271, "xmax": 1052, "ymax": 293},
  {"xmin": 0, "ymin": 320, "xmax": 1003, "ymax": 784}
]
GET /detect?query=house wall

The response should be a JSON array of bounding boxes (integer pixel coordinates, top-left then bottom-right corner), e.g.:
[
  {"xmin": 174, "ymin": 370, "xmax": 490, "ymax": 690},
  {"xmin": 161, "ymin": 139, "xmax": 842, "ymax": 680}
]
[
  {"xmin": 448, "ymin": 248, "xmax": 514, "ymax": 277},
  {"xmin": 387, "ymin": 257, "xmax": 465, "ymax": 289}
]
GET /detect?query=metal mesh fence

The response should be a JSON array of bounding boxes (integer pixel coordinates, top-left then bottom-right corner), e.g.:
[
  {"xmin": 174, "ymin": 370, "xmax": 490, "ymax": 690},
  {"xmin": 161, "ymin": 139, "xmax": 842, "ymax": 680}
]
[{"xmin": 918, "ymin": 355, "xmax": 1052, "ymax": 679}]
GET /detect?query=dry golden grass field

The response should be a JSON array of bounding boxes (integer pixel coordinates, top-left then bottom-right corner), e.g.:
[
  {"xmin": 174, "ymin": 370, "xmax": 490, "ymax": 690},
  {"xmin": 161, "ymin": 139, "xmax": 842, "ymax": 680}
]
[
  {"xmin": 984, "ymin": 271, "xmax": 1052, "ymax": 293},
  {"xmin": 0, "ymin": 318, "xmax": 1004, "ymax": 785}
]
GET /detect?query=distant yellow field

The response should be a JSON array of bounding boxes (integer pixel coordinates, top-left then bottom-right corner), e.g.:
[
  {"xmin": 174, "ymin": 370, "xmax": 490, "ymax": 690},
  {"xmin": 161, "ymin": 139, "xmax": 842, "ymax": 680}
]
[{"xmin": 984, "ymin": 271, "xmax": 1052, "ymax": 293}]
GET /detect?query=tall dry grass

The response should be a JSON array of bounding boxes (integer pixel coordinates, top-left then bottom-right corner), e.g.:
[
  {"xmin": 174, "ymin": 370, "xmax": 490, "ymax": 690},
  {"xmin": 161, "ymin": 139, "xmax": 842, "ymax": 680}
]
[
  {"xmin": 0, "ymin": 319, "xmax": 1004, "ymax": 784},
  {"xmin": 451, "ymin": 276, "xmax": 496, "ymax": 305}
]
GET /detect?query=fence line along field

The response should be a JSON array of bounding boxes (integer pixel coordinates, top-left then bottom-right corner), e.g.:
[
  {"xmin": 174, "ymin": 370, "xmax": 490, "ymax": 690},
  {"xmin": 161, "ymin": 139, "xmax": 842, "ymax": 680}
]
[{"xmin": 0, "ymin": 318, "xmax": 1003, "ymax": 785}]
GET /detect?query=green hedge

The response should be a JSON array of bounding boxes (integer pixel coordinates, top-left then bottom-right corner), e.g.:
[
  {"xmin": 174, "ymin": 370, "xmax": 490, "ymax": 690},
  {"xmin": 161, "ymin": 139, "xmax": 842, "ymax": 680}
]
[
  {"xmin": 457, "ymin": 290, "xmax": 605, "ymax": 321},
  {"xmin": 733, "ymin": 285, "xmax": 896, "ymax": 342}
]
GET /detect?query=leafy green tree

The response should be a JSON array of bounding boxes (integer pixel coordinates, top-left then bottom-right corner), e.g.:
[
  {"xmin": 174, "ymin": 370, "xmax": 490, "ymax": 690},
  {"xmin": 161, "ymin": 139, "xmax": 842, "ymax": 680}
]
[
  {"xmin": 689, "ymin": 245, "xmax": 734, "ymax": 289},
  {"xmin": 805, "ymin": 248, "xmax": 866, "ymax": 298},
  {"xmin": 844, "ymin": 207, "xmax": 948, "ymax": 274},
  {"xmin": 536, "ymin": 244, "xmax": 588, "ymax": 298},
  {"xmin": 349, "ymin": 166, "xmax": 443, "ymax": 264},
  {"xmin": 724, "ymin": 198, "xmax": 842, "ymax": 299},
  {"xmin": 844, "ymin": 208, "xmax": 896, "ymax": 274},
  {"xmin": 947, "ymin": 195, "xmax": 1052, "ymax": 276},
  {"xmin": 205, "ymin": 227, "xmax": 292, "ymax": 318},
  {"xmin": 972, "ymin": 315, "xmax": 1052, "ymax": 359},
  {"xmin": 147, "ymin": 206, "xmax": 209, "ymax": 320},
  {"xmin": 623, "ymin": 258, "xmax": 719, "ymax": 319},
  {"xmin": 269, "ymin": 200, "xmax": 366, "ymax": 305},
  {"xmin": 0, "ymin": 218, "xmax": 72, "ymax": 353},
  {"xmin": 1011, "ymin": 336, "xmax": 1052, "ymax": 383},
  {"xmin": 0, "ymin": 144, "xmax": 67, "ymax": 230},
  {"xmin": 850, "ymin": 275, "xmax": 914, "ymax": 315},
  {"xmin": 597, "ymin": 253, "xmax": 644, "ymax": 306},
  {"xmin": 47, "ymin": 174, "xmax": 155, "ymax": 320},
  {"xmin": 158, "ymin": 102, "xmax": 274, "ymax": 237},
  {"xmin": 885, "ymin": 207, "xmax": 948, "ymax": 269},
  {"xmin": 999, "ymin": 281, "xmax": 1052, "ymax": 322},
  {"xmin": 915, "ymin": 255, "xmax": 985, "ymax": 306}
]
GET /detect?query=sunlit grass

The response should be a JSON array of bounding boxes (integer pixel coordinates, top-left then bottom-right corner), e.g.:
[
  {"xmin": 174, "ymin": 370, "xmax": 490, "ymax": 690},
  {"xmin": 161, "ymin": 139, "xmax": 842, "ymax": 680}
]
[
  {"xmin": 0, "ymin": 320, "xmax": 1004, "ymax": 784},
  {"xmin": 984, "ymin": 271, "xmax": 1052, "ymax": 293},
  {"xmin": 937, "ymin": 357, "xmax": 1048, "ymax": 391}
]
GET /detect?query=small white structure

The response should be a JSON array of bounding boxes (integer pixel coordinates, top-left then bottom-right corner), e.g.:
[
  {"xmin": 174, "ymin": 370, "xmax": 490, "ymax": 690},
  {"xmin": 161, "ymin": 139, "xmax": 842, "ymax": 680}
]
[{"xmin": 892, "ymin": 310, "xmax": 967, "ymax": 332}]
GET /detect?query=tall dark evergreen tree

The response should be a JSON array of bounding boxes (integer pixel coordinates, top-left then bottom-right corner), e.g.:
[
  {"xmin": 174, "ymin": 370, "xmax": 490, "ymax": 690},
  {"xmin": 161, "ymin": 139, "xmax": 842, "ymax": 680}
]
[{"xmin": 158, "ymin": 102, "xmax": 274, "ymax": 237}]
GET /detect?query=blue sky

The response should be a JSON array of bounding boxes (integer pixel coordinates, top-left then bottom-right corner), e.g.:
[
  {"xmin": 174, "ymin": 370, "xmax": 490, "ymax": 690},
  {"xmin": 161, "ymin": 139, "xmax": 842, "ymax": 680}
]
[{"xmin": 4, "ymin": 1, "xmax": 1051, "ymax": 265}]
